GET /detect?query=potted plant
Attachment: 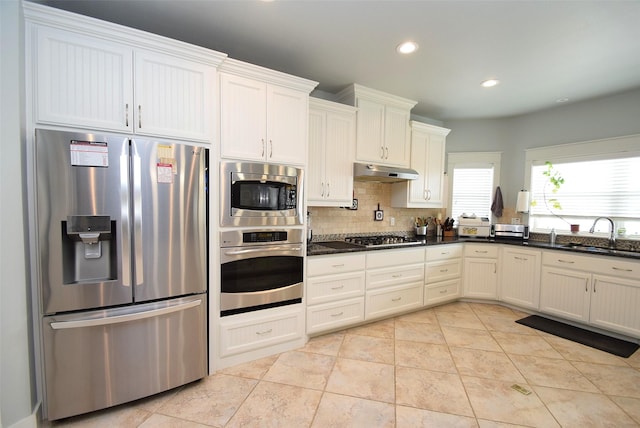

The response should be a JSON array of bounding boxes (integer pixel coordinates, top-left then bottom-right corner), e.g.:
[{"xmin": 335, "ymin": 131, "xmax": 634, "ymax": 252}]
[{"xmin": 531, "ymin": 161, "xmax": 579, "ymax": 232}]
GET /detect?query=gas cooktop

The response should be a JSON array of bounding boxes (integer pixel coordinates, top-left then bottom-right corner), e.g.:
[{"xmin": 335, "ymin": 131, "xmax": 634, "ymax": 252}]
[{"xmin": 344, "ymin": 235, "xmax": 421, "ymax": 248}]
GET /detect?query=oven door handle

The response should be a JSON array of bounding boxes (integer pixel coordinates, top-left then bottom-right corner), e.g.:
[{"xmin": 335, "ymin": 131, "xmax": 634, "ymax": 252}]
[{"xmin": 223, "ymin": 246, "xmax": 303, "ymax": 256}]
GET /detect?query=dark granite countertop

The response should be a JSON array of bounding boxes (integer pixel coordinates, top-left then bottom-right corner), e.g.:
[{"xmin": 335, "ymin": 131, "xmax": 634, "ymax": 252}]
[{"xmin": 308, "ymin": 237, "xmax": 640, "ymax": 260}]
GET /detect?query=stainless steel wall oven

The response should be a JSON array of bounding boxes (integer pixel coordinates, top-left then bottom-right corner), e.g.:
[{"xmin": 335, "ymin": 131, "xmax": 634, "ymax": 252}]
[
  {"xmin": 220, "ymin": 229, "xmax": 304, "ymax": 316},
  {"xmin": 220, "ymin": 161, "xmax": 304, "ymax": 227}
]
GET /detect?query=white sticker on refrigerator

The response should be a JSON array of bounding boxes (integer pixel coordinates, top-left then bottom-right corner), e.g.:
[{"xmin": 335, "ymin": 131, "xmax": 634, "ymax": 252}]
[
  {"xmin": 70, "ymin": 140, "xmax": 109, "ymax": 167},
  {"xmin": 157, "ymin": 163, "xmax": 173, "ymax": 183}
]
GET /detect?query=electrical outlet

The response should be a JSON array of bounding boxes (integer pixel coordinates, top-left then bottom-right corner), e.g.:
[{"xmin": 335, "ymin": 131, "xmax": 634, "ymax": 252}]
[
  {"xmin": 511, "ymin": 218, "xmax": 521, "ymax": 224},
  {"xmin": 390, "ymin": 217, "xmax": 395, "ymax": 226}
]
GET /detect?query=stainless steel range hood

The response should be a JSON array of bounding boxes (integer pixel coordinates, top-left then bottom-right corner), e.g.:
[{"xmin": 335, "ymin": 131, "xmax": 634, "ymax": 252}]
[{"xmin": 353, "ymin": 162, "xmax": 419, "ymax": 183}]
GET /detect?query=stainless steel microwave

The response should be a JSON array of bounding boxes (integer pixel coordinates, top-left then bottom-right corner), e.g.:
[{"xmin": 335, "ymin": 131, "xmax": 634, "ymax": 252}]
[{"xmin": 220, "ymin": 161, "xmax": 304, "ymax": 227}]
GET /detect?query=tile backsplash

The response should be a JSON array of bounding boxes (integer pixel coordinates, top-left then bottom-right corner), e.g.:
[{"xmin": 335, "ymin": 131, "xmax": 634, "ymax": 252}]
[
  {"xmin": 307, "ymin": 181, "xmax": 526, "ymax": 238},
  {"xmin": 307, "ymin": 182, "xmax": 443, "ymax": 236}
]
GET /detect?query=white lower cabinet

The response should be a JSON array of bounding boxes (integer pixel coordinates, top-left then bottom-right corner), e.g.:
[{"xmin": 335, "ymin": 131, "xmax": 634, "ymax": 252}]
[
  {"xmin": 463, "ymin": 244, "xmax": 499, "ymax": 299},
  {"xmin": 500, "ymin": 247, "xmax": 541, "ymax": 310},
  {"xmin": 306, "ymin": 253, "xmax": 366, "ymax": 334},
  {"xmin": 425, "ymin": 244, "xmax": 463, "ymax": 306},
  {"xmin": 365, "ymin": 283, "xmax": 423, "ymax": 319},
  {"xmin": 365, "ymin": 248, "xmax": 425, "ymax": 320},
  {"xmin": 219, "ymin": 305, "xmax": 305, "ymax": 357},
  {"xmin": 540, "ymin": 250, "xmax": 640, "ymax": 338}
]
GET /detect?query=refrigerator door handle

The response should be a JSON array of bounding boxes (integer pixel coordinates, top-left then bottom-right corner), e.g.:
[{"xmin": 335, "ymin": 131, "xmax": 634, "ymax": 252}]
[
  {"xmin": 120, "ymin": 151, "xmax": 132, "ymax": 287},
  {"xmin": 49, "ymin": 299, "xmax": 202, "ymax": 330},
  {"xmin": 131, "ymin": 142, "xmax": 144, "ymax": 286}
]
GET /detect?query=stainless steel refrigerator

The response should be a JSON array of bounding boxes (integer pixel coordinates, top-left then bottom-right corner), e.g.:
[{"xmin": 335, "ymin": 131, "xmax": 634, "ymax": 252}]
[{"xmin": 33, "ymin": 129, "xmax": 208, "ymax": 420}]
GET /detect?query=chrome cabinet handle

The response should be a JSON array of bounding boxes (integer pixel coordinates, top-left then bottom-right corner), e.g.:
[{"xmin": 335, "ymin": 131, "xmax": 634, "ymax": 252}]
[
  {"xmin": 612, "ymin": 266, "xmax": 632, "ymax": 272},
  {"xmin": 439, "ymin": 289, "xmax": 448, "ymax": 294},
  {"xmin": 125, "ymin": 103, "xmax": 129, "ymax": 127},
  {"xmin": 427, "ymin": 189, "xmax": 432, "ymax": 200},
  {"xmin": 326, "ymin": 182, "xmax": 330, "ymax": 197},
  {"xmin": 392, "ymin": 297, "xmax": 402, "ymax": 302},
  {"xmin": 256, "ymin": 329, "xmax": 273, "ymax": 335},
  {"xmin": 321, "ymin": 182, "xmax": 325, "ymax": 197},
  {"xmin": 385, "ymin": 146, "xmax": 389, "ymax": 159},
  {"xmin": 558, "ymin": 259, "xmax": 575, "ymax": 264},
  {"xmin": 514, "ymin": 256, "xmax": 528, "ymax": 261},
  {"xmin": 440, "ymin": 269, "xmax": 449, "ymax": 273},
  {"xmin": 423, "ymin": 189, "xmax": 428, "ymax": 200},
  {"xmin": 269, "ymin": 140, "xmax": 273, "ymax": 158},
  {"xmin": 138, "ymin": 105, "xmax": 142, "ymax": 128},
  {"xmin": 261, "ymin": 139, "xmax": 265, "ymax": 157},
  {"xmin": 380, "ymin": 146, "xmax": 385, "ymax": 159},
  {"xmin": 331, "ymin": 312, "xmax": 344, "ymax": 317},
  {"xmin": 331, "ymin": 264, "xmax": 345, "ymax": 268},
  {"xmin": 331, "ymin": 285, "xmax": 344, "ymax": 290}
]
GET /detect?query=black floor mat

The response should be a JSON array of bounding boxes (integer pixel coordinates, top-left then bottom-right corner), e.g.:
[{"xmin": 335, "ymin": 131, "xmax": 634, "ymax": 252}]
[{"xmin": 516, "ymin": 315, "xmax": 639, "ymax": 358}]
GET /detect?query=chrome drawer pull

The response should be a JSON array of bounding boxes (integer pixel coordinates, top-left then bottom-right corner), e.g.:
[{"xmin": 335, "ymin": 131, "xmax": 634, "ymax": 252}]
[
  {"xmin": 439, "ymin": 289, "xmax": 448, "ymax": 294},
  {"xmin": 331, "ymin": 264, "xmax": 345, "ymax": 268},
  {"xmin": 558, "ymin": 259, "xmax": 575, "ymax": 264},
  {"xmin": 392, "ymin": 274, "xmax": 402, "ymax": 278},
  {"xmin": 331, "ymin": 285, "xmax": 345, "ymax": 290},
  {"xmin": 392, "ymin": 297, "xmax": 402, "ymax": 302},
  {"xmin": 256, "ymin": 329, "xmax": 273, "ymax": 335},
  {"xmin": 612, "ymin": 267, "xmax": 633, "ymax": 272},
  {"xmin": 330, "ymin": 312, "xmax": 344, "ymax": 317},
  {"xmin": 439, "ymin": 269, "xmax": 449, "ymax": 273}
]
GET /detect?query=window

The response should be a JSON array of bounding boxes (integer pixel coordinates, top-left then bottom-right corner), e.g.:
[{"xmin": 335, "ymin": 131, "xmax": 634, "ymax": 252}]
[
  {"xmin": 448, "ymin": 152, "xmax": 501, "ymax": 222},
  {"xmin": 525, "ymin": 135, "xmax": 640, "ymax": 237}
]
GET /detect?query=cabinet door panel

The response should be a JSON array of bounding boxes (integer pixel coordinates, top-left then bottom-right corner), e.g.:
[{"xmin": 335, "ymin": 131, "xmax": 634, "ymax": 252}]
[
  {"xmin": 35, "ymin": 26, "xmax": 133, "ymax": 131},
  {"xmin": 307, "ymin": 109, "xmax": 326, "ymax": 201},
  {"xmin": 267, "ymin": 85, "xmax": 308, "ymax": 164},
  {"xmin": 463, "ymin": 258, "xmax": 497, "ymax": 299},
  {"xmin": 408, "ymin": 131, "xmax": 428, "ymax": 202},
  {"xmin": 384, "ymin": 105, "xmax": 411, "ymax": 166},
  {"xmin": 220, "ymin": 73, "xmax": 266, "ymax": 161},
  {"xmin": 135, "ymin": 50, "xmax": 214, "ymax": 141},
  {"xmin": 500, "ymin": 249, "xmax": 541, "ymax": 310},
  {"xmin": 424, "ymin": 133, "xmax": 446, "ymax": 205},
  {"xmin": 355, "ymin": 98, "xmax": 385, "ymax": 163},
  {"xmin": 540, "ymin": 267, "xmax": 591, "ymax": 322},
  {"xmin": 324, "ymin": 112, "xmax": 355, "ymax": 203},
  {"xmin": 590, "ymin": 275, "xmax": 640, "ymax": 338}
]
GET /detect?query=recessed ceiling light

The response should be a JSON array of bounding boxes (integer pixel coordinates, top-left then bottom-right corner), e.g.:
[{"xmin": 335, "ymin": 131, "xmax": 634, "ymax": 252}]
[
  {"xmin": 556, "ymin": 97, "xmax": 570, "ymax": 103},
  {"xmin": 481, "ymin": 79, "xmax": 500, "ymax": 88},
  {"xmin": 396, "ymin": 41, "xmax": 418, "ymax": 54}
]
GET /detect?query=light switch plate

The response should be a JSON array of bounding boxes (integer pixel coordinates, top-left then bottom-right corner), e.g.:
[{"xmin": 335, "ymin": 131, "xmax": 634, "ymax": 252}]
[{"xmin": 374, "ymin": 210, "xmax": 384, "ymax": 221}]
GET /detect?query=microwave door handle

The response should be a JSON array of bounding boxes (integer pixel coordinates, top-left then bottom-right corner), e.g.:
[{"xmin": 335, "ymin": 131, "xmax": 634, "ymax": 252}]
[
  {"xmin": 120, "ymin": 149, "xmax": 131, "ymax": 287},
  {"xmin": 131, "ymin": 142, "xmax": 144, "ymax": 286}
]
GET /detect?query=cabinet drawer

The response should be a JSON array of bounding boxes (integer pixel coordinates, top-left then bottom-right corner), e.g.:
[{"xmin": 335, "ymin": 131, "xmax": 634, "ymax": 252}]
[
  {"xmin": 366, "ymin": 247, "xmax": 425, "ymax": 269},
  {"xmin": 426, "ymin": 260, "xmax": 461, "ymax": 283},
  {"xmin": 593, "ymin": 258, "xmax": 640, "ymax": 281},
  {"xmin": 219, "ymin": 307, "xmax": 304, "ymax": 357},
  {"xmin": 366, "ymin": 264, "xmax": 425, "ymax": 290},
  {"xmin": 307, "ymin": 253, "xmax": 366, "ymax": 277},
  {"xmin": 426, "ymin": 244, "xmax": 463, "ymax": 261},
  {"xmin": 542, "ymin": 251, "xmax": 597, "ymax": 271},
  {"xmin": 306, "ymin": 271, "xmax": 365, "ymax": 305},
  {"xmin": 464, "ymin": 244, "xmax": 499, "ymax": 258},
  {"xmin": 365, "ymin": 283, "xmax": 423, "ymax": 320},
  {"xmin": 306, "ymin": 298, "xmax": 365, "ymax": 334},
  {"xmin": 425, "ymin": 278, "xmax": 461, "ymax": 306}
]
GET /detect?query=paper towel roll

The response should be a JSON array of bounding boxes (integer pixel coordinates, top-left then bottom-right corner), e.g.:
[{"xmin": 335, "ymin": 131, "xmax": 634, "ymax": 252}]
[{"xmin": 516, "ymin": 190, "xmax": 530, "ymax": 213}]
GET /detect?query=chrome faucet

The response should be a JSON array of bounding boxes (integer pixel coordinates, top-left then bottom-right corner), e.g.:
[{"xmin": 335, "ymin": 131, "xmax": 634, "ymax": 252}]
[{"xmin": 589, "ymin": 217, "xmax": 616, "ymax": 248}]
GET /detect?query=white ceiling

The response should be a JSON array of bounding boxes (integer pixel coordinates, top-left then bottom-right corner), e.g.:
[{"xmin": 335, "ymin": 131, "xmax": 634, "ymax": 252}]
[{"xmin": 31, "ymin": 0, "xmax": 640, "ymax": 120}]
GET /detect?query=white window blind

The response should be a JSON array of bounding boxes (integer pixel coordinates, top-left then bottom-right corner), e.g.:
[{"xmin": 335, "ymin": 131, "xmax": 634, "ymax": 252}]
[
  {"xmin": 529, "ymin": 157, "xmax": 640, "ymax": 234},
  {"xmin": 450, "ymin": 166, "xmax": 494, "ymax": 221}
]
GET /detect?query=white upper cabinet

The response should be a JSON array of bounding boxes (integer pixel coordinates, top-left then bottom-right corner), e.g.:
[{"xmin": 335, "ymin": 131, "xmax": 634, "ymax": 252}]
[
  {"xmin": 33, "ymin": 26, "xmax": 134, "ymax": 133},
  {"xmin": 28, "ymin": 10, "xmax": 225, "ymax": 142},
  {"xmin": 219, "ymin": 59, "xmax": 318, "ymax": 165},
  {"xmin": 134, "ymin": 50, "xmax": 216, "ymax": 141},
  {"xmin": 307, "ymin": 98, "xmax": 357, "ymax": 206},
  {"xmin": 337, "ymin": 84, "xmax": 416, "ymax": 167},
  {"xmin": 391, "ymin": 121, "xmax": 450, "ymax": 208}
]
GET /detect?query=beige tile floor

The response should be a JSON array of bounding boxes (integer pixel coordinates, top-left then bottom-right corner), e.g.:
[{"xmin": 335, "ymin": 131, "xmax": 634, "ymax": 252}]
[{"xmin": 48, "ymin": 302, "xmax": 640, "ymax": 427}]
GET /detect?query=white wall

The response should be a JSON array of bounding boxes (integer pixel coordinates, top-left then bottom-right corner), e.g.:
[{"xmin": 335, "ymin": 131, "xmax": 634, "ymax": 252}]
[
  {"xmin": 445, "ymin": 88, "xmax": 640, "ymax": 209},
  {"xmin": 1, "ymin": 1, "xmax": 36, "ymax": 426}
]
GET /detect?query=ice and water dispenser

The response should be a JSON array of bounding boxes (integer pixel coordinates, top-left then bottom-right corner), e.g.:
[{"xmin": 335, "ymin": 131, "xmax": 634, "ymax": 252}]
[{"xmin": 62, "ymin": 215, "xmax": 117, "ymax": 284}]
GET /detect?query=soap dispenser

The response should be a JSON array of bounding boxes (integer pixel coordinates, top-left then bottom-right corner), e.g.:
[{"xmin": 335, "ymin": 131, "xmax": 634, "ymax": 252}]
[{"xmin": 550, "ymin": 228, "xmax": 556, "ymax": 245}]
